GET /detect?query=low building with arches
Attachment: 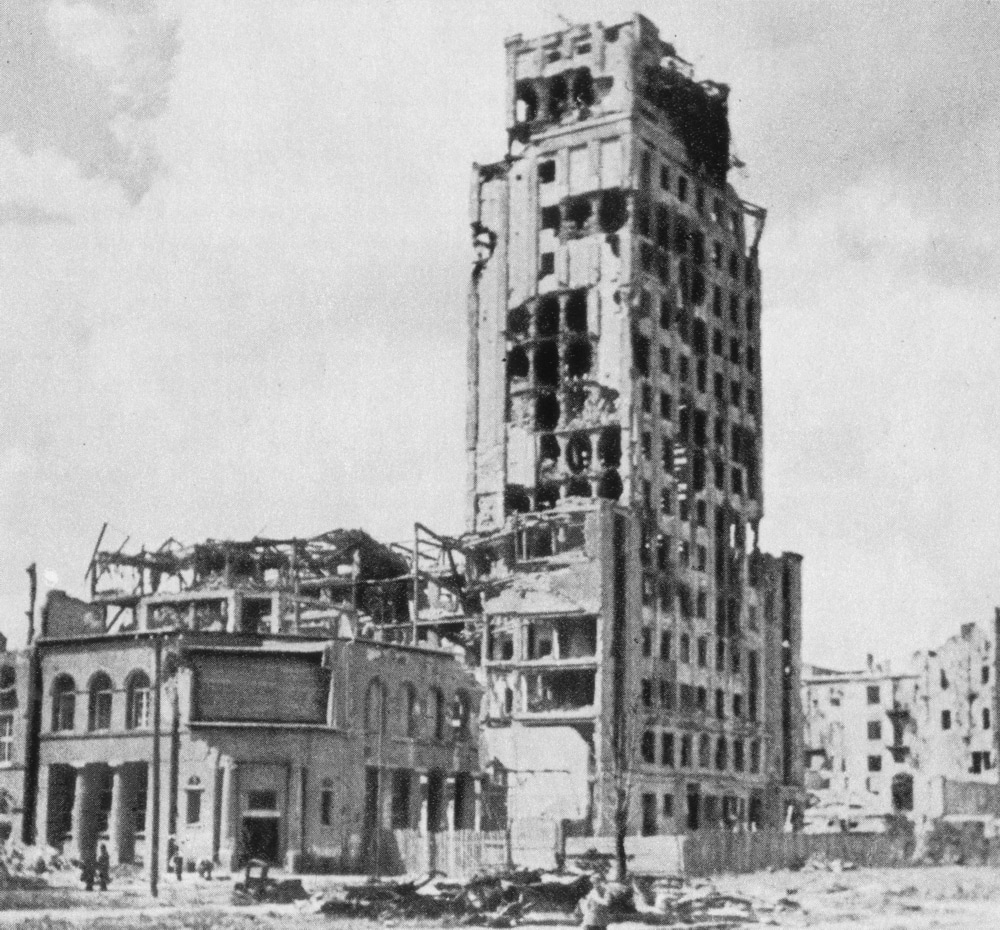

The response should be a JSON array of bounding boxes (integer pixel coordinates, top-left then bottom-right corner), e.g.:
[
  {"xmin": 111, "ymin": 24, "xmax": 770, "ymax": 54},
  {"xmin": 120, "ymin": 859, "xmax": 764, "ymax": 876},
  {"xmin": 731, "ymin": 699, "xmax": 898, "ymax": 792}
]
[{"xmin": 4, "ymin": 526, "xmax": 483, "ymax": 875}]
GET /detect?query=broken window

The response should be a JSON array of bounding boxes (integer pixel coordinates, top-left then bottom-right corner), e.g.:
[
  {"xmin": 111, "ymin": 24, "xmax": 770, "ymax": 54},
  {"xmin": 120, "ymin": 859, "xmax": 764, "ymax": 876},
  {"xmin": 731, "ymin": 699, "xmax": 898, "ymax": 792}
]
[
  {"xmin": 656, "ymin": 205, "xmax": 670, "ymax": 249},
  {"xmin": 697, "ymin": 637, "xmax": 708, "ymax": 667},
  {"xmin": 715, "ymin": 737, "xmax": 728, "ymax": 771},
  {"xmin": 659, "ymin": 300, "xmax": 672, "ymax": 331},
  {"xmin": 745, "ymin": 299, "xmax": 755, "ymax": 330},
  {"xmin": 565, "ymin": 338, "xmax": 592, "ymax": 377},
  {"xmin": 641, "ymin": 731, "xmax": 655, "ymax": 764},
  {"xmin": 641, "ymin": 628, "xmax": 652, "ymax": 658},
  {"xmin": 538, "ymin": 159, "xmax": 556, "ymax": 183},
  {"xmin": 597, "ymin": 425, "xmax": 621, "ymax": 467},
  {"xmin": 536, "ymin": 483, "xmax": 560, "ymax": 509},
  {"xmin": 539, "ymin": 252, "xmax": 555, "ymax": 277},
  {"xmin": 868, "ymin": 720, "xmax": 882, "ymax": 741},
  {"xmin": 451, "ymin": 690, "xmax": 472, "ymax": 739},
  {"xmin": 566, "ymin": 197, "xmax": 592, "ymax": 232},
  {"xmin": 697, "ymin": 590, "xmax": 707, "ymax": 617},
  {"xmin": 535, "ymin": 394, "xmax": 560, "ymax": 430},
  {"xmin": 505, "ymin": 485, "xmax": 531, "ymax": 514},
  {"xmin": 730, "ymin": 382, "xmax": 741, "ymax": 408},
  {"xmin": 681, "ymin": 735, "xmax": 692, "ymax": 767},
  {"xmin": 733, "ymin": 693, "xmax": 743, "ymax": 718},
  {"xmin": 431, "ymin": 688, "xmax": 446, "ymax": 739},
  {"xmin": 641, "ymin": 678, "xmax": 653, "ymax": 707},
  {"xmin": 680, "ymin": 634, "xmax": 690, "ymax": 664},
  {"xmin": 0, "ymin": 666, "xmax": 15, "ymax": 711},
  {"xmin": 660, "ymin": 391, "xmax": 672, "ymax": 420},
  {"xmin": 867, "ymin": 685, "xmax": 880, "ymax": 705},
  {"xmin": 733, "ymin": 739, "xmax": 745, "ymax": 772},
  {"xmin": 508, "ymin": 305, "xmax": 530, "ymax": 336},
  {"xmin": 525, "ymin": 668, "xmax": 595, "ymax": 713},
  {"xmin": 660, "ymin": 165, "xmax": 671, "ymax": 191},
  {"xmin": 88, "ymin": 672, "xmax": 113, "ymax": 732},
  {"xmin": 507, "ymin": 345, "xmax": 529, "ymax": 380},
  {"xmin": 540, "ymin": 205, "xmax": 561, "ymax": 233},
  {"xmin": 940, "ymin": 669, "xmax": 949, "ymax": 689},
  {"xmin": 572, "ymin": 68, "xmax": 595, "ymax": 107},
  {"xmin": 548, "ymin": 74, "xmax": 569, "ymax": 119},
  {"xmin": 515, "ymin": 80, "xmax": 539, "ymax": 123},
  {"xmin": 698, "ymin": 734, "xmax": 711, "ymax": 768},
  {"xmin": 662, "ymin": 732, "xmax": 675, "ymax": 767},
  {"xmin": 729, "ymin": 252, "xmax": 740, "ymax": 279},
  {"xmin": 867, "ymin": 755, "xmax": 882, "ymax": 773},
  {"xmin": 660, "ymin": 488, "xmax": 671, "ymax": 515},
  {"xmin": 941, "ymin": 710, "xmax": 952, "ymax": 730},
  {"xmin": 565, "ymin": 433, "xmax": 591, "ymax": 473},
  {"xmin": 534, "ymin": 343, "xmax": 559, "ymax": 385},
  {"xmin": 660, "ymin": 631, "xmax": 672, "ymax": 661},
  {"xmin": 126, "ymin": 671, "xmax": 151, "ymax": 730},
  {"xmin": 691, "ymin": 271, "xmax": 706, "ymax": 305},
  {"xmin": 750, "ymin": 740, "xmax": 760, "ymax": 774},
  {"xmin": 983, "ymin": 665, "xmax": 991, "ymax": 685},
  {"xmin": 402, "ymin": 683, "xmax": 418, "ymax": 737},
  {"xmin": 715, "ymin": 639, "xmax": 725, "ymax": 672},
  {"xmin": 596, "ymin": 468, "xmax": 622, "ymax": 501},
  {"xmin": 730, "ymin": 338, "xmax": 741, "ymax": 364},
  {"xmin": 598, "ymin": 189, "xmax": 627, "ymax": 233},
  {"xmin": 631, "ymin": 330, "xmax": 650, "ymax": 377},
  {"xmin": 565, "ymin": 289, "xmax": 587, "ymax": 332},
  {"xmin": 677, "ymin": 175, "xmax": 688, "ymax": 202},
  {"xmin": 984, "ymin": 708, "xmax": 991, "ymax": 729}
]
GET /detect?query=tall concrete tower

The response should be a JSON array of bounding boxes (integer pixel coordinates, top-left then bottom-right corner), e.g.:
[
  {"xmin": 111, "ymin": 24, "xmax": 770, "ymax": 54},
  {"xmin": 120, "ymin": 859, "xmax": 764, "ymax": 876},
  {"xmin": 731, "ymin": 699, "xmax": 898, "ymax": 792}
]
[{"xmin": 466, "ymin": 14, "xmax": 802, "ymax": 833}]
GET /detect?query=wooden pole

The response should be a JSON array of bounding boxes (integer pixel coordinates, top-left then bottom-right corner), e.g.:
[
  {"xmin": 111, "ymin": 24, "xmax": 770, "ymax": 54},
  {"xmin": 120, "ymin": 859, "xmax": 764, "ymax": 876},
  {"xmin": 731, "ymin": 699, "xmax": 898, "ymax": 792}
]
[
  {"xmin": 150, "ymin": 637, "xmax": 162, "ymax": 898},
  {"xmin": 411, "ymin": 525, "xmax": 419, "ymax": 645}
]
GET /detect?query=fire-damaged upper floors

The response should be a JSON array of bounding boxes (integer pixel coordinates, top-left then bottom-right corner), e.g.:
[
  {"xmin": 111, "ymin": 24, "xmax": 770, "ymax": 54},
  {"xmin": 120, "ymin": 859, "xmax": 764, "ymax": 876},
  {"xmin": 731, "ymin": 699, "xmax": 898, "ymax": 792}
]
[{"xmin": 464, "ymin": 14, "xmax": 804, "ymax": 839}]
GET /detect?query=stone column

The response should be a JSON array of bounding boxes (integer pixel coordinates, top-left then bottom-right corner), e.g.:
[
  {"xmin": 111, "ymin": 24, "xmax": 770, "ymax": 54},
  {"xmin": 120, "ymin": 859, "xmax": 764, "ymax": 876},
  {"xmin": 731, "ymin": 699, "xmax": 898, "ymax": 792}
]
[
  {"xmin": 106, "ymin": 764, "xmax": 124, "ymax": 863},
  {"xmin": 445, "ymin": 775, "xmax": 456, "ymax": 833},
  {"xmin": 418, "ymin": 773, "xmax": 429, "ymax": 834},
  {"xmin": 70, "ymin": 763, "xmax": 92, "ymax": 863},
  {"xmin": 217, "ymin": 759, "xmax": 239, "ymax": 870},
  {"xmin": 285, "ymin": 763, "xmax": 303, "ymax": 872},
  {"xmin": 473, "ymin": 776, "xmax": 483, "ymax": 832}
]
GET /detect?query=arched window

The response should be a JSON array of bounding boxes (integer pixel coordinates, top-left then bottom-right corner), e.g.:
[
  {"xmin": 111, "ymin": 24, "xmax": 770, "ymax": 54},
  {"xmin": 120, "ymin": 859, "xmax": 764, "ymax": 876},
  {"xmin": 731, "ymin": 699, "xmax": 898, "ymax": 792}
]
[
  {"xmin": 364, "ymin": 678, "xmax": 387, "ymax": 735},
  {"xmin": 400, "ymin": 683, "xmax": 418, "ymax": 738},
  {"xmin": 0, "ymin": 665, "xmax": 16, "ymax": 711},
  {"xmin": 431, "ymin": 688, "xmax": 446, "ymax": 741},
  {"xmin": 126, "ymin": 671, "xmax": 151, "ymax": 730},
  {"xmin": 52, "ymin": 675, "xmax": 76, "ymax": 732},
  {"xmin": 88, "ymin": 673, "xmax": 113, "ymax": 731},
  {"xmin": 451, "ymin": 690, "xmax": 472, "ymax": 740}
]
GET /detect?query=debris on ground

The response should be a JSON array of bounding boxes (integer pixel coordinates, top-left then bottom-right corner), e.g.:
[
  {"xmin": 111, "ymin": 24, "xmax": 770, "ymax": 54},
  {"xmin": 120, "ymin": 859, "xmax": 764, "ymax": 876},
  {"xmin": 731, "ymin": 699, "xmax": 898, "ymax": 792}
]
[
  {"xmin": 802, "ymin": 855, "xmax": 857, "ymax": 872},
  {"xmin": 231, "ymin": 859, "xmax": 308, "ymax": 905},
  {"xmin": 301, "ymin": 868, "xmax": 783, "ymax": 926},
  {"xmin": 0, "ymin": 843, "xmax": 72, "ymax": 877}
]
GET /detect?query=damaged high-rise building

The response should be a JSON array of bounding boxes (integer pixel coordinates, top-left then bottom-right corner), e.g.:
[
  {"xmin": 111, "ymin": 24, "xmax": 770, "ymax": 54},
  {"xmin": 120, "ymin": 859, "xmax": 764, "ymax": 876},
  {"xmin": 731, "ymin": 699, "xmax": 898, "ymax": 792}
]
[{"xmin": 465, "ymin": 15, "xmax": 805, "ymax": 834}]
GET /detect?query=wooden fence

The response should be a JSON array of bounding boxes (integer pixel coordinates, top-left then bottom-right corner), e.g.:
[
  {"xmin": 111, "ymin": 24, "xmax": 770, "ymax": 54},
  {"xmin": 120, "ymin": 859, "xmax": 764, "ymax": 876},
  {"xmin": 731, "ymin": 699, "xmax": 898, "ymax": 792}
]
[
  {"xmin": 681, "ymin": 831, "xmax": 910, "ymax": 876},
  {"xmin": 382, "ymin": 828, "xmax": 909, "ymax": 880}
]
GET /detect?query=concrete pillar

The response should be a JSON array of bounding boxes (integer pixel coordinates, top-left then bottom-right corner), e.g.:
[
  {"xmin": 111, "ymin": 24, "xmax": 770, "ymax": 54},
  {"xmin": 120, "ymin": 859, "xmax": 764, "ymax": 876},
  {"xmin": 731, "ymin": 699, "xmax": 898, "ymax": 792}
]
[
  {"xmin": 445, "ymin": 775, "xmax": 456, "ymax": 833},
  {"xmin": 473, "ymin": 777, "xmax": 483, "ymax": 832},
  {"xmin": 218, "ymin": 759, "xmax": 239, "ymax": 870},
  {"xmin": 71, "ymin": 764, "xmax": 94, "ymax": 863},
  {"xmin": 285, "ymin": 763, "xmax": 303, "ymax": 872},
  {"xmin": 106, "ymin": 764, "xmax": 124, "ymax": 864},
  {"xmin": 418, "ymin": 773, "xmax": 429, "ymax": 835}
]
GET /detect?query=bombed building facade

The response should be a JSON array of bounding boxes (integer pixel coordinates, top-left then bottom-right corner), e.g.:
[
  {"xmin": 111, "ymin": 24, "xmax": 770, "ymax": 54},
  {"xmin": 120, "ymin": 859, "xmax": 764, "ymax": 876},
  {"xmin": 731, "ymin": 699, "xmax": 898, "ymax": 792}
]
[
  {"xmin": 1, "ymin": 531, "xmax": 484, "ymax": 873},
  {"xmin": 465, "ymin": 15, "xmax": 804, "ymax": 835},
  {"xmin": 803, "ymin": 620, "xmax": 1000, "ymax": 830}
]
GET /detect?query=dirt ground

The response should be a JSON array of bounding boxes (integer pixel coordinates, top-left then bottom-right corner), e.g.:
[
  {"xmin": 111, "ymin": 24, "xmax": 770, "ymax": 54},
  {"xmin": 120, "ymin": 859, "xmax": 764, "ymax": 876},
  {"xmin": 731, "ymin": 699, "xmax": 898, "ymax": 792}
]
[{"xmin": 1, "ymin": 865, "xmax": 999, "ymax": 929}]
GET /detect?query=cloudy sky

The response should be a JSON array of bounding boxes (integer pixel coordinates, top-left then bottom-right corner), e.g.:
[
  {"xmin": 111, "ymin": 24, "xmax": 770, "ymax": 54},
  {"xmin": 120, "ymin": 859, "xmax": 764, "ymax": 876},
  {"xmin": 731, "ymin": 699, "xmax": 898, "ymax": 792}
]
[{"xmin": 2, "ymin": 1, "xmax": 999, "ymax": 669}]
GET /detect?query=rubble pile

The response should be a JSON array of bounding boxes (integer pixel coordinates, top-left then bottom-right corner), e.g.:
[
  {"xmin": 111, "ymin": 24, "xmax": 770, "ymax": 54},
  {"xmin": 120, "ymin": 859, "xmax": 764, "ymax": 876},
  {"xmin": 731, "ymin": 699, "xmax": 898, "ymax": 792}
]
[
  {"xmin": 306, "ymin": 870, "xmax": 591, "ymax": 925},
  {"xmin": 302, "ymin": 869, "xmax": 795, "ymax": 927},
  {"xmin": 0, "ymin": 843, "xmax": 72, "ymax": 876}
]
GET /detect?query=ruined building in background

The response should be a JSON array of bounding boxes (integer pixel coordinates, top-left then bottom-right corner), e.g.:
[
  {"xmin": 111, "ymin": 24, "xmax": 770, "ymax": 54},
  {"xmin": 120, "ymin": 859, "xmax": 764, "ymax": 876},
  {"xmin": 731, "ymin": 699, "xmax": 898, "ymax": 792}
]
[
  {"xmin": 465, "ymin": 15, "xmax": 805, "ymax": 834},
  {"xmin": 803, "ymin": 621, "xmax": 1000, "ymax": 830}
]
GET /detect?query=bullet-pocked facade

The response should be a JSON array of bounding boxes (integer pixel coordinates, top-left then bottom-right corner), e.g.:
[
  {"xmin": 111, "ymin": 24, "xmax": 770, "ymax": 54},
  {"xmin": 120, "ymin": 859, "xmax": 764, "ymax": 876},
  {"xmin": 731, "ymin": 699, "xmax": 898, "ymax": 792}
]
[{"xmin": 465, "ymin": 14, "xmax": 804, "ymax": 835}]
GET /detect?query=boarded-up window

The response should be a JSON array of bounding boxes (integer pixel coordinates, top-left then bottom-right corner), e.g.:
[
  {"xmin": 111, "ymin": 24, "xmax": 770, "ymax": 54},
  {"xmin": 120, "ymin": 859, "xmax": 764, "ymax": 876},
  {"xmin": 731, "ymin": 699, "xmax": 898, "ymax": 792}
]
[{"xmin": 191, "ymin": 652, "xmax": 328, "ymax": 724}]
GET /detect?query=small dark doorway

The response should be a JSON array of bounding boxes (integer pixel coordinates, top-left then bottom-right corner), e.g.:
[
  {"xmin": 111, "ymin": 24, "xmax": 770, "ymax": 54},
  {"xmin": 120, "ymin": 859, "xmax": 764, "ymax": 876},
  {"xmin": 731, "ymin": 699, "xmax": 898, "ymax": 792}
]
[
  {"xmin": 686, "ymin": 784, "xmax": 701, "ymax": 831},
  {"xmin": 240, "ymin": 817, "xmax": 280, "ymax": 864},
  {"xmin": 426, "ymin": 770, "xmax": 445, "ymax": 832},
  {"xmin": 641, "ymin": 793, "xmax": 657, "ymax": 836}
]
